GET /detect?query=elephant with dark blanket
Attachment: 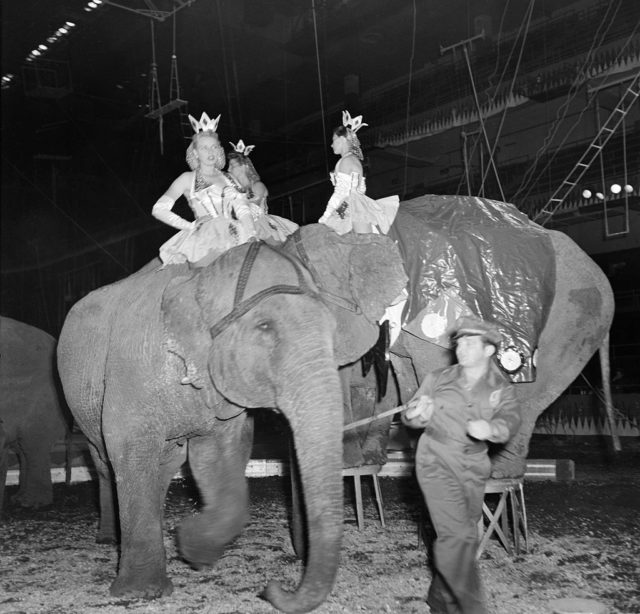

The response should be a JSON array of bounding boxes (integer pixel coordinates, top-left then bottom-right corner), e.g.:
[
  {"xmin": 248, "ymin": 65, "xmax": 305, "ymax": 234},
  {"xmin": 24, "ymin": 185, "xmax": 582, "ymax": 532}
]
[
  {"xmin": 57, "ymin": 231, "xmax": 406, "ymax": 613},
  {"xmin": 282, "ymin": 196, "xmax": 616, "ymax": 479},
  {"xmin": 1, "ymin": 316, "xmax": 70, "ymax": 514}
]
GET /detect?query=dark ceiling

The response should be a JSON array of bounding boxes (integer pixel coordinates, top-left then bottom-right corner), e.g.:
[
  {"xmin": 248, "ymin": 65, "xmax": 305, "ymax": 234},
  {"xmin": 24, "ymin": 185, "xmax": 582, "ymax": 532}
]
[
  {"xmin": 2, "ymin": 0, "xmax": 574, "ymax": 142},
  {"xmin": 1, "ymin": 0, "xmax": 611, "ymax": 271}
]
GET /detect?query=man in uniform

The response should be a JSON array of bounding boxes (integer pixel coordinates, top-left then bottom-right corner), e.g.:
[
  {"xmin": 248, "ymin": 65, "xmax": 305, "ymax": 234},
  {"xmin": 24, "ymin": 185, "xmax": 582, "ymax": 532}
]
[{"xmin": 402, "ymin": 314, "xmax": 521, "ymax": 614}]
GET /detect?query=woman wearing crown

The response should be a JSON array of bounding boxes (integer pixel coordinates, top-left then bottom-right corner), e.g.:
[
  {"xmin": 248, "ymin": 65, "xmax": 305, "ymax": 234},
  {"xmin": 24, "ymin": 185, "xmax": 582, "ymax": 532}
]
[
  {"xmin": 226, "ymin": 140, "xmax": 299, "ymax": 244},
  {"xmin": 151, "ymin": 112, "xmax": 258, "ymax": 267},
  {"xmin": 318, "ymin": 111, "xmax": 399, "ymax": 235}
]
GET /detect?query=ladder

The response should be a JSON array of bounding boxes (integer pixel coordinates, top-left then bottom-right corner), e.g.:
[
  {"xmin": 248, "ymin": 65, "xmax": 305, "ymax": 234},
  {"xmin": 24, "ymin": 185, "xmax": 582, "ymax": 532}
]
[{"xmin": 533, "ymin": 69, "xmax": 640, "ymax": 226}]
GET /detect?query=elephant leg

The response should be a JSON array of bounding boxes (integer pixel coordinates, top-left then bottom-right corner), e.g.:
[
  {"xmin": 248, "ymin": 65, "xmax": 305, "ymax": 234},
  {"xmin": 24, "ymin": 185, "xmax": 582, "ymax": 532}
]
[
  {"xmin": 0, "ymin": 424, "xmax": 7, "ymax": 517},
  {"xmin": 159, "ymin": 442, "xmax": 188, "ymax": 501},
  {"xmin": 86, "ymin": 442, "xmax": 118, "ymax": 545},
  {"xmin": 12, "ymin": 422, "xmax": 56, "ymax": 508},
  {"xmin": 103, "ymin": 411, "xmax": 171, "ymax": 599},
  {"xmin": 178, "ymin": 414, "xmax": 253, "ymax": 569}
]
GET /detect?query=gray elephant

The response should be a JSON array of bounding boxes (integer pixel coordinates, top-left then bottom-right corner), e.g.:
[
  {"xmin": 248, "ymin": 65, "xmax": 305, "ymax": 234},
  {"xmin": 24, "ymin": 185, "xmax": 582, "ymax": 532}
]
[
  {"xmin": 57, "ymin": 232, "xmax": 406, "ymax": 613},
  {"xmin": 0, "ymin": 316, "xmax": 70, "ymax": 513},
  {"xmin": 282, "ymin": 195, "xmax": 616, "ymax": 479}
]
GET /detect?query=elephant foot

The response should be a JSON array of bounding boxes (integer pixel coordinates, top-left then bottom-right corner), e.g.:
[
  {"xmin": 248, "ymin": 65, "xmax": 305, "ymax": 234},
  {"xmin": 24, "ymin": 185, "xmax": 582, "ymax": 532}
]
[
  {"xmin": 178, "ymin": 513, "xmax": 243, "ymax": 569},
  {"xmin": 109, "ymin": 573, "xmax": 173, "ymax": 600},
  {"xmin": 96, "ymin": 534, "xmax": 118, "ymax": 546}
]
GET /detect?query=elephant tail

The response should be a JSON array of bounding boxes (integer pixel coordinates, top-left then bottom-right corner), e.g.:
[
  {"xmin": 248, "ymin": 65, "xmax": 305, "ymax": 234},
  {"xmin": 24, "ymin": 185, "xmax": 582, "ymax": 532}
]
[{"xmin": 599, "ymin": 331, "xmax": 621, "ymax": 453}]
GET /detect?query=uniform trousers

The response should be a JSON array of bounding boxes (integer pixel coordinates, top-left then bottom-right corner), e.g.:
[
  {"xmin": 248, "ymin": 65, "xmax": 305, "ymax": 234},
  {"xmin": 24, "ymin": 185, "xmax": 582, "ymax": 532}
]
[{"xmin": 415, "ymin": 432, "xmax": 491, "ymax": 614}]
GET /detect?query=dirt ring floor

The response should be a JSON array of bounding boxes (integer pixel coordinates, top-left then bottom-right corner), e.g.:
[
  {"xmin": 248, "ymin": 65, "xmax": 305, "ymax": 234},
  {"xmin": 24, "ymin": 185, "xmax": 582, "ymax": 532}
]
[{"xmin": 1, "ymin": 442, "xmax": 639, "ymax": 614}]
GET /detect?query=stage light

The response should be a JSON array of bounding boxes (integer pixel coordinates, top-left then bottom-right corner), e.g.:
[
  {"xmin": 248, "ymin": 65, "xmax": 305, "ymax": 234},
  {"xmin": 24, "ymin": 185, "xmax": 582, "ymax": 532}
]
[
  {"xmin": 65, "ymin": 21, "xmax": 76, "ymax": 27},
  {"xmin": 58, "ymin": 27, "xmax": 68, "ymax": 34},
  {"xmin": 596, "ymin": 192, "xmax": 605, "ymax": 200},
  {"xmin": 38, "ymin": 44, "xmax": 48, "ymax": 51},
  {"xmin": 582, "ymin": 189, "xmax": 592, "ymax": 199},
  {"xmin": 624, "ymin": 184, "xmax": 634, "ymax": 193},
  {"xmin": 610, "ymin": 183, "xmax": 621, "ymax": 194},
  {"xmin": 88, "ymin": 1, "xmax": 98, "ymax": 7},
  {"xmin": 32, "ymin": 49, "xmax": 42, "ymax": 56}
]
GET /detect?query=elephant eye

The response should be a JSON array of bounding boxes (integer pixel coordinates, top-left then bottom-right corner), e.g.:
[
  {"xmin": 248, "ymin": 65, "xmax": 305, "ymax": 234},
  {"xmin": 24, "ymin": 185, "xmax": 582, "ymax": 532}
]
[{"xmin": 256, "ymin": 320, "xmax": 273, "ymax": 332}]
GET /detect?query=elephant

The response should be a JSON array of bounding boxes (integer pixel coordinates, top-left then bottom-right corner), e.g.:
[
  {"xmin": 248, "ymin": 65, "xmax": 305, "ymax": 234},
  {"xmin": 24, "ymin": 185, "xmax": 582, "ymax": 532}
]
[
  {"xmin": 281, "ymin": 195, "xmax": 616, "ymax": 479},
  {"xmin": 0, "ymin": 316, "xmax": 71, "ymax": 514},
  {"xmin": 56, "ymin": 232, "xmax": 406, "ymax": 613}
]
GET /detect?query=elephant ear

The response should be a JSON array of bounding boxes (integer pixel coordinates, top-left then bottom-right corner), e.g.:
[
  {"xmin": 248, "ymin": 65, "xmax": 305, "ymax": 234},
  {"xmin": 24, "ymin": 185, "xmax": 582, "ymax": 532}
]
[
  {"xmin": 162, "ymin": 271, "xmax": 238, "ymax": 417},
  {"xmin": 331, "ymin": 234, "xmax": 406, "ymax": 363},
  {"xmin": 162, "ymin": 272, "xmax": 210, "ymax": 389},
  {"xmin": 349, "ymin": 237, "xmax": 408, "ymax": 323}
]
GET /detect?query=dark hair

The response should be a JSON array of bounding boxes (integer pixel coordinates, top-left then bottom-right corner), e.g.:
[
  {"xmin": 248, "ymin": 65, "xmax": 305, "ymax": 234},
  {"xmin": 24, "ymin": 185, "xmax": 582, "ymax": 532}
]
[
  {"xmin": 333, "ymin": 125, "xmax": 349, "ymax": 138},
  {"xmin": 227, "ymin": 151, "xmax": 260, "ymax": 183}
]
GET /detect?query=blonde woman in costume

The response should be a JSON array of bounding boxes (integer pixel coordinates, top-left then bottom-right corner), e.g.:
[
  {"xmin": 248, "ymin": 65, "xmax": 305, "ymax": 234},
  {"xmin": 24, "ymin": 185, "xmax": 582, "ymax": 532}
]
[
  {"xmin": 318, "ymin": 111, "xmax": 399, "ymax": 235},
  {"xmin": 227, "ymin": 140, "xmax": 299, "ymax": 244},
  {"xmin": 152, "ymin": 113, "xmax": 257, "ymax": 267}
]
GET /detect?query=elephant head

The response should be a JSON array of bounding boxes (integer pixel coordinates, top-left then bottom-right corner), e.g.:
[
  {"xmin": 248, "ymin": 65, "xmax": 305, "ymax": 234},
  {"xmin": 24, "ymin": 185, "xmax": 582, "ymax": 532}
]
[
  {"xmin": 161, "ymin": 242, "xmax": 346, "ymax": 612},
  {"xmin": 283, "ymin": 224, "xmax": 408, "ymax": 365}
]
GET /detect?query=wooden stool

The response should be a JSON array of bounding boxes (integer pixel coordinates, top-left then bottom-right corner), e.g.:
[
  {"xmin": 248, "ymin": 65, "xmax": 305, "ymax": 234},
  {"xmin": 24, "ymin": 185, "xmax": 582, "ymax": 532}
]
[
  {"xmin": 477, "ymin": 476, "xmax": 528, "ymax": 559},
  {"xmin": 343, "ymin": 464, "xmax": 385, "ymax": 530}
]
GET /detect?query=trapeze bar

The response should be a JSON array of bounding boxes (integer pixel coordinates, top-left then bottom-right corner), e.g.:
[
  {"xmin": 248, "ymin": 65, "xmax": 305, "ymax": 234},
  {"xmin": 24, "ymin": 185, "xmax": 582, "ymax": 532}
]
[
  {"xmin": 146, "ymin": 98, "xmax": 187, "ymax": 119},
  {"xmin": 440, "ymin": 31, "xmax": 485, "ymax": 56},
  {"xmin": 103, "ymin": 1, "xmax": 197, "ymax": 22}
]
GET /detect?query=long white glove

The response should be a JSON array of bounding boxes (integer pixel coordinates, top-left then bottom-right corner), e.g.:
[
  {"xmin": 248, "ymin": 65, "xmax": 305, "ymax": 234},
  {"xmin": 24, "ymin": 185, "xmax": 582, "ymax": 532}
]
[
  {"xmin": 152, "ymin": 194, "xmax": 193, "ymax": 230},
  {"xmin": 318, "ymin": 173, "xmax": 354, "ymax": 223}
]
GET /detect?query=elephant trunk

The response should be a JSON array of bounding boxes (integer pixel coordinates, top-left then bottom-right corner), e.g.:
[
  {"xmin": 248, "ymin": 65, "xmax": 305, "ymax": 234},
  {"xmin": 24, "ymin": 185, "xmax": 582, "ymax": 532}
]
[{"xmin": 262, "ymin": 353, "xmax": 344, "ymax": 613}]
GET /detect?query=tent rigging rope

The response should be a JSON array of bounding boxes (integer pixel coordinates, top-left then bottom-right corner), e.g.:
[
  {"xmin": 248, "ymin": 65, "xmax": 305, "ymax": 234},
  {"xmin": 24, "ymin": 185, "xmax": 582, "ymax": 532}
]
[
  {"xmin": 402, "ymin": 0, "xmax": 417, "ymax": 199},
  {"xmin": 511, "ymin": 0, "xmax": 623, "ymax": 202},
  {"xmin": 311, "ymin": 0, "xmax": 329, "ymax": 177}
]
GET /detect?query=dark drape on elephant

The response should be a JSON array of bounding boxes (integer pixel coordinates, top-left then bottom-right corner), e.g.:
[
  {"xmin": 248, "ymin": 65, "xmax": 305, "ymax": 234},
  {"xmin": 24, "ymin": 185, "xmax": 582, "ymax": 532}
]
[{"xmin": 389, "ymin": 194, "xmax": 556, "ymax": 383}]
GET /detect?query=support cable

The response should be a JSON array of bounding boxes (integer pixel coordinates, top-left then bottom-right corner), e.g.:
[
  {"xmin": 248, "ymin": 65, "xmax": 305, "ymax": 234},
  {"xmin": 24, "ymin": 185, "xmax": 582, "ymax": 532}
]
[
  {"xmin": 457, "ymin": 0, "xmax": 527, "ymax": 196},
  {"xmin": 311, "ymin": 0, "xmax": 329, "ymax": 177},
  {"xmin": 511, "ymin": 0, "xmax": 622, "ymax": 201},
  {"xmin": 402, "ymin": 0, "xmax": 417, "ymax": 198},
  {"xmin": 518, "ymin": 21, "xmax": 639, "ymax": 212},
  {"xmin": 462, "ymin": 45, "xmax": 505, "ymax": 201},
  {"xmin": 533, "ymin": 70, "xmax": 640, "ymax": 226},
  {"xmin": 478, "ymin": 0, "xmax": 534, "ymax": 196}
]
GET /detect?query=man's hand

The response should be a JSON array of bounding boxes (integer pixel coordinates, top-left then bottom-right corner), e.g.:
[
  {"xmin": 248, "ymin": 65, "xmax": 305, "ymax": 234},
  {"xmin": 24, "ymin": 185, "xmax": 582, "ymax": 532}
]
[
  {"xmin": 402, "ymin": 395, "xmax": 434, "ymax": 428},
  {"xmin": 466, "ymin": 419, "xmax": 493, "ymax": 441}
]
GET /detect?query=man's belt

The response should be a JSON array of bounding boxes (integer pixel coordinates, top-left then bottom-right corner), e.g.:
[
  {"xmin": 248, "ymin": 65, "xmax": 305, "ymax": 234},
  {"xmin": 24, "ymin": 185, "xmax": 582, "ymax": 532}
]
[{"xmin": 424, "ymin": 425, "xmax": 487, "ymax": 454}]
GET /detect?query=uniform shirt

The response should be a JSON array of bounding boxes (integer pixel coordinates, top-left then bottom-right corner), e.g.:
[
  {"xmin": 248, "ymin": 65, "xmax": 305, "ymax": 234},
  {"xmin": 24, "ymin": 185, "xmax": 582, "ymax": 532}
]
[{"xmin": 407, "ymin": 362, "xmax": 521, "ymax": 444}]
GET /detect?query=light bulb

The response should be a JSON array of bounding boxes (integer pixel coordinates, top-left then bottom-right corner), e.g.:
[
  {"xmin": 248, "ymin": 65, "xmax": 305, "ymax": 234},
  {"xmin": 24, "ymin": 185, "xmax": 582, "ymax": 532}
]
[
  {"xmin": 582, "ymin": 189, "xmax": 592, "ymax": 199},
  {"xmin": 624, "ymin": 184, "xmax": 634, "ymax": 193},
  {"xmin": 610, "ymin": 183, "xmax": 621, "ymax": 194},
  {"xmin": 596, "ymin": 192, "xmax": 605, "ymax": 200}
]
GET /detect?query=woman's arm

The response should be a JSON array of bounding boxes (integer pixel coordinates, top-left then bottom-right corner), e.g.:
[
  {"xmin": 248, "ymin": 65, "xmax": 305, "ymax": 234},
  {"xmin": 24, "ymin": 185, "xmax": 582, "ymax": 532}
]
[
  {"xmin": 151, "ymin": 172, "xmax": 193, "ymax": 230},
  {"xmin": 249, "ymin": 181, "xmax": 269, "ymax": 213}
]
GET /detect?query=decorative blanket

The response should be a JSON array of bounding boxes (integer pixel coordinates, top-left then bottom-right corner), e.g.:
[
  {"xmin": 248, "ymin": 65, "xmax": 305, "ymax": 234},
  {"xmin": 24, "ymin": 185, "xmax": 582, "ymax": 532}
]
[{"xmin": 388, "ymin": 194, "xmax": 556, "ymax": 383}]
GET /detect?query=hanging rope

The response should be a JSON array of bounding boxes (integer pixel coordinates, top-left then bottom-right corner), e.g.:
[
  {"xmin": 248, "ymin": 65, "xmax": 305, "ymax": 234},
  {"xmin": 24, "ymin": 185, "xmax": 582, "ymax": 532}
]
[
  {"xmin": 477, "ymin": 0, "xmax": 534, "ymax": 196},
  {"xmin": 456, "ymin": 0, "xmax": 530, "ymax": 196},
  {"xmin": 402, "ymin": 0, "xmax": 417, "ymax": 199},
  {"xmin": 461, "ymin": 44, "xmax": 505, "ymax": 201},
  {"xmin": 169, "ymin": 8, "xmax": 180, "ymax": 100},
  {"xmin": 511, "ymin": 0, "xmax": 623, "ymax": 202},
  {"xmin": 215, "ymin": 0, "xmax": 235, "ymax": 134},
  {"xmin": 311, "ymin": 0, "xmax": 329, "ymax": 177}
]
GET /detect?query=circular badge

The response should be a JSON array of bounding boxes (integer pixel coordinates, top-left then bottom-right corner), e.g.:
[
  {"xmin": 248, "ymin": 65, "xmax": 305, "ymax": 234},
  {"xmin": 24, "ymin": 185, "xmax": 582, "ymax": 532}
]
[
  {"xmin": 499, "ymin": 346, "xmax": 524, "ymax": 373},
  {"xmin": 420, "ymin": 312, "xmax": 448, "ymax": 339}
]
